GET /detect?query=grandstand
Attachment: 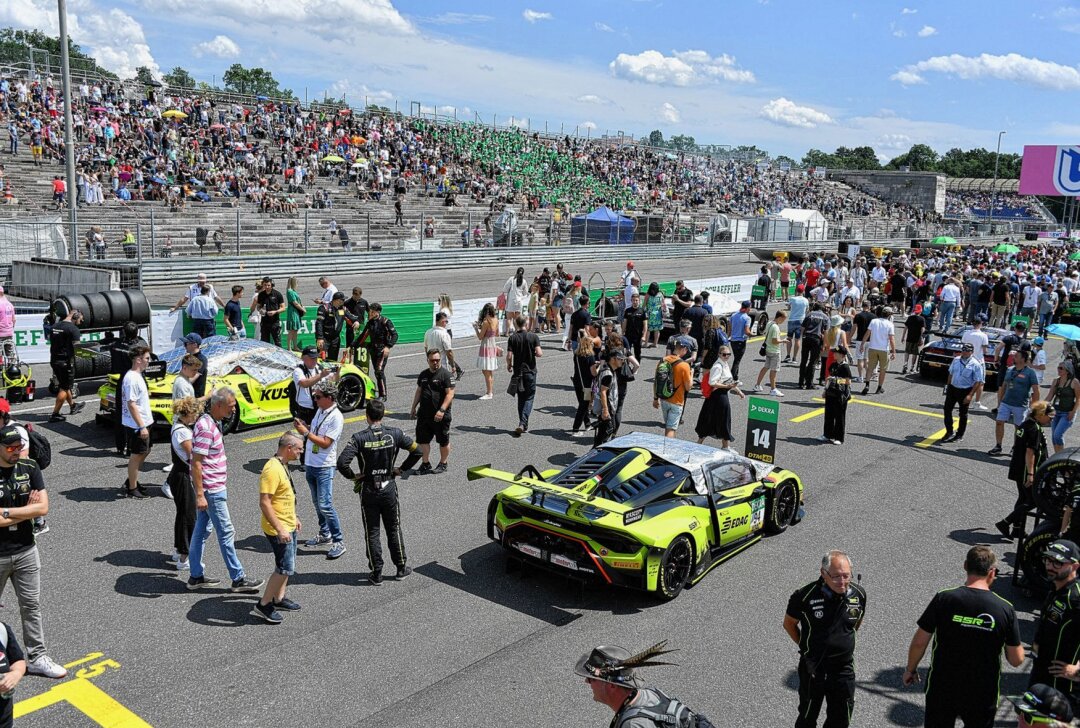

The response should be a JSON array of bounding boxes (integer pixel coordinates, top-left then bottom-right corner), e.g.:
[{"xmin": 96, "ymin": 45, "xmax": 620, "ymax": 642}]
[{"xmin": 0, "ymin": 66, "xmax": 1059, "ymax": 261}]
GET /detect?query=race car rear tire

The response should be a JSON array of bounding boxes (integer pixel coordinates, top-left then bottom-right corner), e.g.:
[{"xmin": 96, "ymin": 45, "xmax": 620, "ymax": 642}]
[
  {"xmin": 1033, "ymin": 447, "xmax": 1080, "ymax": 516},
  {"xmin": 656, "ymin": 535, "xmax": 693, "ymax": 600},
  {"xmin": 336, "ymin": 374, "xmax": 365, "ymax": 413},
  {"xmin": 1020, "ymin": 519, "xmax": 1061, "ymax": 594},
  {"xmin": 754, "ymin": 312, "xmax": 769, "ymax": 335},
  {"xmin": 765, "ymin": 480, "xmax": 799, "ymax": 534},
  {"xmin": 716, "ymin": 316, "xmax": 730, "ymax": 337},
  {"xmin": 918, "ymin": 358, "xmax": 931, "ymax": 379}
]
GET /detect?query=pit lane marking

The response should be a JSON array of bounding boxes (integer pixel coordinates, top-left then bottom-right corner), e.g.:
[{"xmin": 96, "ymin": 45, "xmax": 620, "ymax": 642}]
[
  {"xmin": 915, "ymin": 428, "xmax": 950, "ymax": 448},
  {"xmin": 789, "ymin": 397, "xmax": 947, "ymax": 444},
  {"xmin": 14, "ymin": 652, "xmax": 152, "ymax": 726}
]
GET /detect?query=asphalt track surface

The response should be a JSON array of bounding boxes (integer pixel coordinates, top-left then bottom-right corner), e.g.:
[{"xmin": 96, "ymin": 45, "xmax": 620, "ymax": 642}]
[{"xmin": 8, "ymin": 264, "xmax": 1067, "ymax": 727}]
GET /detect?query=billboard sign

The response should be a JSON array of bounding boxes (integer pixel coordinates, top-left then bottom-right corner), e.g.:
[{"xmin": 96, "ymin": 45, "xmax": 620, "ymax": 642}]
[{"xmin": 1019, "ymin": 145, "xmax": 1080, "ymax": 196}]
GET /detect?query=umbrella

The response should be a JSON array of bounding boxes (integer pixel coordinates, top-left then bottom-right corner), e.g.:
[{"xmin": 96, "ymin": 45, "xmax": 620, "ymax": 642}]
[
  {"xmin": 992, "ymin": 243, "xmax": 1020, "ymax": 254},
  {"xmin": 162, "ymin": 110, "xmax": 187, "ymax": 119},
  {"xmin": 188, "ymin": 177, "xmax": 205, "ymax": 186},
  {"xmin": 90, "ymin": 106, "xmax": 107, "ymax": 112},
  {"xmin": 338, "ymin": 109, "xmax": 351, "ymax": 116},
  {"xmin": 149, "ymin": 176, "xmax": 167, "ymax": 185},
  {"xmin": 1048, "ymin": 323, "xmax": 1080, "ymax": 341},
  {"xmin": 930, "ymin": 236, "xmax": 957, "ymax": 246},
  {"xmin": 323, "ymin": 155, "xmax": 345, "ymax": 163},
  {"xmin": 1069, "ymin": 251, "xmax": 1080, "ymax": 261},
  {"xmin": 256, "ymin": 95, "xmax": 268, "ymax": 101},
  {"xmin": 210, "ymin": 123, "xmax": 226, "ymax": 130}
]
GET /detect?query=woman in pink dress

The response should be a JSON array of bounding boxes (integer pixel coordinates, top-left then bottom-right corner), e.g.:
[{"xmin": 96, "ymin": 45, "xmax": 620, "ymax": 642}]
[{"xmin": 474, "ymin": 303, "xmax": 499, "ymax": 400}]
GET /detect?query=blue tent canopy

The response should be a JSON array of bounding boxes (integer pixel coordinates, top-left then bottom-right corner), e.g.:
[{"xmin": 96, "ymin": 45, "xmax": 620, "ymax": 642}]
[{"xmin": 569, "ymin": 206, "xmax": 635, "ymax": 245}]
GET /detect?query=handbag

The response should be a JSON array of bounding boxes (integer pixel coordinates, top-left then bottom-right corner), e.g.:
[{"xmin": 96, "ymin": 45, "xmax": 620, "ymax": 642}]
[
  {"xmin": 758, "ymin": 342, "xmax": 767, "ymax": 357},
  {"xmin": 496, "ymin": 291, "xmax": 507, "ymax": 311},
  {"xmin": 506, "ymin": 373, "xmax": 521, "ymax": 396},
  {"xmin": 248, "ymin": 309, "xmax": 262, "ymax": 324}
]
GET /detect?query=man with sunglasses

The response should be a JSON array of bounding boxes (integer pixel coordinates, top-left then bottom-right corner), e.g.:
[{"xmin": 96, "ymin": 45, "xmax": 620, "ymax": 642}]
[
  {"xmin": 409, "ymin": 349, "xmax": 454, "ymax": 475},
  {"xmin": 783, "ymin": 550, "xmax": 867, "ymax": 728},
  {"xmin": 1029, "ymin": 540, "xmax": 1080, "ymax": 706},
  {"xmin": 1010, "ymin": 684, "xmax": 1074, "ymax": 728},
  {"xmin": 902, "ymin": 545, "xmax": 1024, "ymax": 728}
]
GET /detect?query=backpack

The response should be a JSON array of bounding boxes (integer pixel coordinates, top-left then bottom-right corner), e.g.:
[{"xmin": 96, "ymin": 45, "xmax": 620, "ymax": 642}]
[
  {"xmin": 824, "ymin": 376, "xmax": 850, "ymax": 405},
  {"xmin": 24, "ymin": 423, "xmax": 51, "ymax": 470},
  {"xmin": 654, "ymin": 359, "xmax": 676, "ymax": 400},
  {"xmin": 615, "ymin": 690, "xmax": 715, "ymax": 728}
]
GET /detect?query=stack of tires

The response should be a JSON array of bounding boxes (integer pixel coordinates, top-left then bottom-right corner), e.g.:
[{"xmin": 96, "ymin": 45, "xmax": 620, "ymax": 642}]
[
  {"xmin": 1018, "ymin": 448, "xmax": 1080, "ymax": 591},
  {"xmin": 52, "ymin": 290, "xmax": 151, "ymax": 331}
]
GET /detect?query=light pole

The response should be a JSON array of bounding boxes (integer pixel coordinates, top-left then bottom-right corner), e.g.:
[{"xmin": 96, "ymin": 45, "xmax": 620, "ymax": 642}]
[
  {"xmin": 57, "ymin": 0, "xmax": 78, "ymax": 262},
  {"xmin": 990, "ymin": 130, "xmax": 1006, "ymax": 232}
]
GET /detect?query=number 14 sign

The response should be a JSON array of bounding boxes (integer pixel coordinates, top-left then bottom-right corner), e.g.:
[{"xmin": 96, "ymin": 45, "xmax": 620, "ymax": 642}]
[{"xmin": 744, "ymin": 396, "xmax": 779, "ymax": 464}]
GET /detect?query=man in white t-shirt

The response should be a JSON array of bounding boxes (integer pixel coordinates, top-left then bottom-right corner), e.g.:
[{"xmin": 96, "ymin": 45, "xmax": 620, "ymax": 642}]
[
  {"xmin": 1020, "ymin": 281, "xmax": 1041, "ymax": 320},
  {"xmin": 171, "ymin": 354, "xmax": 203, "ymax": 401},
  {"xmin": 294, "ymin": 380, "xmax": 346, "ymax": 558},
  {"xmin": 937, "ymin": 277, "xmax": 962, "ymax": 332},
  {"xmin": 121, "ymin": 346, "xmax": 153, "ymax": 499},
  {"xmin": 314, "ymin": 277, "xmax": 338, "ymax": 307},
  {"xmin": 861, "ymin": 308, "xmax": 896, "ymax": 395},
  {"xmin": 839, "ymin": 280, "xmax": 862, "ymax": 306},
  {"xmin": 960, "ymin": 314, "xmax": 992, "ymax": 410},
  {"xmin": 423, "ymin": 313, "xmax": 456, "ymax": 375}
]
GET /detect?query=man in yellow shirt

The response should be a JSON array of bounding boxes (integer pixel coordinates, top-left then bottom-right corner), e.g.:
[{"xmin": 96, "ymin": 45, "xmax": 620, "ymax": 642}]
[{"xmin": 253, "ymin": 432, "xmax": 303, "ymax": 624}]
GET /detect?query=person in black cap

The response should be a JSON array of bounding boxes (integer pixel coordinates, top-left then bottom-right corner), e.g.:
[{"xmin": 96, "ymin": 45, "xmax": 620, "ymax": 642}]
[
  {"xmin": 315, "ymin": 291, "xmax": 354, "ymax": 362},
  {"xmin": 109, "ymin": 321, "xmax": 148, "ymax": 456},
  {"xmin": 291, "ymin": 346, "xmax": 333, "ymax": 462},
  {"xmin": 903, "ymin": 545, "xmax": 1023, "ymax": 728},
  {"xmin": 1030, "ymin": 539, "xmax": 1080, "ymax": 701},
  {"xmin": 575, "ymin": 641, "xmax": 712, "ymax": 727},
  {"xmin": 1011, "ymin": 684, "xmax": 1074, "ymax": 728},
  {"xmin": 336, "ymin": 399, "xmax": 421, "ymax": 584},
  {"xmin": 784, "ymin": 551, "xmax": 867, "ymax": 728},
  {"xmin": 181, "ymin": 333, "xmax": 208, "ymax": 399}
]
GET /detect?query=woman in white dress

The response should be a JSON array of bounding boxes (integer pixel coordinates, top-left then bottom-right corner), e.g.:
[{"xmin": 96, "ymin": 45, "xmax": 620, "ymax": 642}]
[{"xmin": 501, "ymin": 267, "xmax": 530, "ymax": 334}]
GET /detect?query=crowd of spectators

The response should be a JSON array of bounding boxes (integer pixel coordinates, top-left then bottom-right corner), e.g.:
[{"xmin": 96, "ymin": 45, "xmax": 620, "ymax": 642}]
[{"xmin": 944, "ymin": 190, "xmax": 1046, "ymax": 221}]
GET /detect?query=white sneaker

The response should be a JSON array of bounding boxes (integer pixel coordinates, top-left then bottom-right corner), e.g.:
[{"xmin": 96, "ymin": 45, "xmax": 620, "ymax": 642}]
[
  {"xmin": 160, "ymin": 482, "xmax": 173, "ymax": 500},
  {"xmin": 167, "ymin": 549, "xmax": 180, "ymax": 563},
  {"xmin": 163, "ymin": 463, "xmax": 173, "ymax": 473},
  {"xmin": 753, "ymin": 385, "xmax": 764, "ymax": 393},
  {"xmin": 176, "ymin": 559, "xmax": 190, "ymax": 571},
  {"xmin": 832, "ymin": 440, "xmax": 843, "ymax": 445},
  {"xmin": 479, "ymin": 393, "xmax": 493, "ymax": 400},
  {"xmin": 27, "ymin": 655, "xmax": 67, "ymax": 679},
  {"xmin": 972, "ymin": 401, "xmax": 988, "ymax": 411},
  {"xmin": 770, "ymin": 388, "xmax": 784, "ymax": 397}
]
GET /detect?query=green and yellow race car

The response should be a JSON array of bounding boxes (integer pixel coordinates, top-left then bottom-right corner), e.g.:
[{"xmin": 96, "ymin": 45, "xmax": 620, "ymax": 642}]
[
  {"xmin": 469, "ymin": 433, "xmax": 805, "ymax": 600},
  {"xmin": 97, "ymin": 336, "xmax": 376, "ymax": 434}
]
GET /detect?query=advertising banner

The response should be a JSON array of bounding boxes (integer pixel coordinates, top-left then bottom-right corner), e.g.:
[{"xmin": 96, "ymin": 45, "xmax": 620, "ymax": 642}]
[
  {"xmin": 744, "ymin": 396, "xmax": 779, "ymax": 465},
  {"xmin": 1019, "ymin": 145, "xmax": 1080, "ymax": 196}
]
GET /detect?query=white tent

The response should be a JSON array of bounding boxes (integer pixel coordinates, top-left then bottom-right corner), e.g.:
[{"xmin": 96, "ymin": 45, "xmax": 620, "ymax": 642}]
[{"xmin": 778, "ymin": 208, "xmax": 828, "ymax": 241}]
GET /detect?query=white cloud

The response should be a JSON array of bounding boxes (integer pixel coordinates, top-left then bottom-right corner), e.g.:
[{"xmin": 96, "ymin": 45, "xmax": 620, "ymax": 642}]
[
  {"xmin": 609, "ymin": 49, "xmax": 755, "ymax": 86},
  {"xmin": 576, "ymin": 94, "xmax": 609, "ymax": 104},
  {"xmin": 595, "ymin": 22, "xmax": 613, "ymax": 32},
  {"xmin": 508, "ymin": 116, "xmax": 531, "ymax": 128},
  {"xmin": 901, "ymin": 7, "xmax": 918, "ymax": 13},
  {"xmin": 192, "ymin": 35, "xmax": 241, "ymax": 59},
  {"xmin": 330, "ymin": 79, "xmax": 394, "ymax": 105},
  {"xmin": 523, "ymin": 9, "xmax": 553, "ymax": 23},
  {"xmin": 581, "ymin": 121, "xmax": 598, "ymax": 130},
  {"xmin": 759, "ymin": 97, "xmax": 834, "ymax": 129},
  {"xmin": 1054, "ymin": 6, "xmax": 1080, "ymax": 33},
  {"xmin": 138, "ymin": 0, "xmax": 415, "ymax": 36},
  {"xmin": 427, "ymin": 12, "xmax": 493, "ymax": 24},
  {"xmin": 892, "ymin": 29, "xmax": 906, "ymax": 38},
  {"xmin": 917, "ymin": 25, "xmax": 938, "ymax": 37},
  {"xmin": 891, "ymin": 52, "xmax": 1080, "ymax": 90},
  {"xmin": 659, "ymin": 102, "xmax": 681, "ymax": 124},
  {"xmin": 876, "ymin": 133, "xmax": 912, "ymax": 150}
]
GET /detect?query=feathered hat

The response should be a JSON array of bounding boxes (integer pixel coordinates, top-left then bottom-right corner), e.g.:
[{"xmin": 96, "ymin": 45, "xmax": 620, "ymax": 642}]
[{"xmin": 574, "ymin": 641, "xmax": 678, "ymax": 687}]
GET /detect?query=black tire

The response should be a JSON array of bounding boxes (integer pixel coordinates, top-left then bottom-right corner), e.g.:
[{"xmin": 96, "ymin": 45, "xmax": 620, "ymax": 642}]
[
  {"xmin": 1033, "ymin": 447, "xmax": 1080, "ymax": 515},
  {"xmin": 754, "ymin": 312, "xmax": 769, "ymax": 335},
  {"xmin": 57, "ymin": 294, "xmax": 89, "ymax": 323},
  {"xmin": 1020, "ymin": 519, "xmax": 1061, "ymax": 593},
  {"xmin": 102, "ymin": 290, "xmax": 131, "ymax": 324},
  {"xmin": 125, "ymin": 290, "xmax": 151, "ymax": 326},
  {"xmin": 918, "ymin": 358, "xmax": 931, "ymax": 379},
  {"xmin": 765, "ymin": 480, "xmax": 799, "ymax": 534},
  {"xmin": 656, "ymin": 535, "xmax": 694, "ymax": 600},
  {"xmin": 337, "ymin": 374, "xmax": 365, "ymax": 413},
  {"xmin": 83, "ymin": 292, "xmax": 111, "ymax": 329},
  {"xmin": 73, "ymin": 356, "xmax": 93, "ymax": 379},
  {"xmin": 91, "ymin": 352, "xmax": 112, "ymax": 377}
]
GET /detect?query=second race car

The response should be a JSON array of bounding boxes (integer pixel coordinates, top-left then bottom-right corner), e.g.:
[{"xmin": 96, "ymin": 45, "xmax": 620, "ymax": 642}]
[
  {"xmin": 469, "ymin": 433, "xmax": 805, "ymax": 600},
  {"xmin": 917, "ymin": 323, "xmax": 1007, "ymax": 379},
  {"xmin": 97, "ymin": 336, "xmax": 377, "ymax": 434}
]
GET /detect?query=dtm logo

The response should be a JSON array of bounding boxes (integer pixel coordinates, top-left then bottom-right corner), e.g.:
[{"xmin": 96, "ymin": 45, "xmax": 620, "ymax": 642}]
[
  {"xmin": 951, "ymin": 613, "xmax": 996, "ymax": 631},
  {"xmin": 720, "ymin": 514, "xmax": 749, "ymax": 533},
  {"xmin": 1054, "ymin": 146, "xmax": 1080, "ymax": 196},
  {"xmin": 259, "ymin": 387, "xmax": 289, "ymax": 402}
]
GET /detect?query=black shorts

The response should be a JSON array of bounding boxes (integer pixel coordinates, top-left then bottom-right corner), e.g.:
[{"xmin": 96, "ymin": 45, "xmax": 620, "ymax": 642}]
[
  {"xmin": 415, "ymin": 417, "xmax": 451, "ymax": 446},
  {"xmin": 51, "ymin": 360, "xmax": 74, "ymax": 390},
  {"xmin": 126, "ymin": 428, "xmax": 152, "ymax": 455}
]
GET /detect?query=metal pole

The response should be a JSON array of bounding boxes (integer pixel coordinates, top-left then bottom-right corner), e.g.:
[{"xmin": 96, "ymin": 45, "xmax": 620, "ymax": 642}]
[
  {"xmin": 136, "ymin": 223, "xmax": 143, "ymax": 266},
  {"xmin": 366, "ymin": 212, "xmax": 371, "ymax": 251},
  {"xmin": 235, "ymin": 206, "xmax": 241, "ymax": 255},
  {"xmin": 57, "ymin": 0, "xmax": 79, "ymax": 262},
  {"xmin": 304, "ymin": 209, "xmax": 310, "ymax": 252},
  {"xmin": 149, "ymin": 207, "xmax": 156, "ymax": 256},
  {"xmin": 991, "ymin": 130, "xmax": 1006, "ymax": 232}
]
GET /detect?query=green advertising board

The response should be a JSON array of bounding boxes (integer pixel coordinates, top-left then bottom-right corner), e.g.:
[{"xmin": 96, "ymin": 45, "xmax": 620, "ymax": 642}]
[{"xmin": 744, "ymin": 396, "xmax": 779, "ymax": 464}]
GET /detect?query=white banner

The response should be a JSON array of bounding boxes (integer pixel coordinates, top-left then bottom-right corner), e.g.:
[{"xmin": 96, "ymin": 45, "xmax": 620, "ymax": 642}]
[
  {"xmin": 12, "ymin": 309, "xmax": 183, "ymax": 365},
  {"xmin": 682, "ymin": 274, "xmax": 758, "ymax": 301}
]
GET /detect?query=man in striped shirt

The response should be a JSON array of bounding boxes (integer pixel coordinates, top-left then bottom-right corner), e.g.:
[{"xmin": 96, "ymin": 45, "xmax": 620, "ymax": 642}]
[{"xmin": 186, "ymin": 387, "xmax": 263, "ymax": 593}]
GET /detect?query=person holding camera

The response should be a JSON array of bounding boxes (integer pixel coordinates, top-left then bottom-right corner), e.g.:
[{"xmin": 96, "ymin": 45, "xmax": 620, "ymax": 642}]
[{"xmin": 48, "ymin": 307, "xmax": 85, "ymax": 423}]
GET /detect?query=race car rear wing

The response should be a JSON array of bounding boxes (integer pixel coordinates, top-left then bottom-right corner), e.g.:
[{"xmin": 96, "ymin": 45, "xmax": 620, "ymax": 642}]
[{"xmin": 467, "ymin": 464, "xmax": 622, "ymax": 513}]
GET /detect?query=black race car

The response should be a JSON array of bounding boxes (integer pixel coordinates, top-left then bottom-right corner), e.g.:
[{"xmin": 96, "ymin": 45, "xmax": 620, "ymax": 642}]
[{"xmin": 917, "ymin": 324, "xmax": 1007, "ymax": 379}]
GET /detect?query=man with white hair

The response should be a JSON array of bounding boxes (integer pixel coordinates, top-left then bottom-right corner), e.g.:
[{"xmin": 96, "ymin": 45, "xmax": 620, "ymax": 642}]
[
  {"xmin": 171, "ymin": 273, "xmax": 224, "ymax": 313},
  {"xmin": 783, "ymin": 550, "xmax": 867, "ymax": 728}
]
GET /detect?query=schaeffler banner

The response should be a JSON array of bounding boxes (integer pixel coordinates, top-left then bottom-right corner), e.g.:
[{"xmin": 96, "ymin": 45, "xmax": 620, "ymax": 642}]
[{"xmin": 1019, "ymin": 145, "xmax": 1080, "ymax": 196}]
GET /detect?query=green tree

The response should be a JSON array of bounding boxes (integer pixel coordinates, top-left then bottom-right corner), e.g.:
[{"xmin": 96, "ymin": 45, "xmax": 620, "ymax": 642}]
[
  {"xmin": 886, "ymin": 143, "xmax": 939, "ymax": 171},
  {"xmin": 222, "ymin": 63, "xmax": 293, "ymax": 98},
  {"xmin": 163, "ymin": 66, "xmax": 195, "ymax": 89},
  {"xmin": 802, "ymin": 149, "xmax": 838, "ymax": 169},
  {"xmin": 775, "ymin": 155, "xmax": 798, "ymax": 169},
  {"xmin": 134, "ymin": 66, "xmax": 157, "ymax": 85},
  {"xmin": 668, "ymin": 134, "xmax": 697, "ymax": 152},
  {"xmin": 836, "ymin": 145, "xmax": 880, "ymax": 170},
  {"xmin": 0, "ymin": 27, "xmax": 117, "ymax": 79},
  {"xmin": 648, "ymin": 129, "xmax": 664, "ymax": 147}
]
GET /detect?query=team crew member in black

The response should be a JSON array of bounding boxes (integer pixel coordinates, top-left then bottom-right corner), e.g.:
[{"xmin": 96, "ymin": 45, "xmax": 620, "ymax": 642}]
[
  {"xmin": 0, "ymin": 618, "xmax": 27, "ymax": 728},
  {"xmin": 622, "ymin": 293, "xmax": 647, "ymax": 362},
  {"xmin": 48, "ymin": 307, "xmax": 85, "ymax": 423},
  {"xmin": 799, "ymin": 304, "xmax": 829, "ymax": 390},
  {"xmin": 108, "ymin": 321, "xmax": 147, "ymax": 456},
  {"xmin": 410, "ymin": 349, "xmax": 455, "ymax": 474},
  {"xmin": 336, "ymin": 400, "xmax": 421, "ymax": 585},
  {"xmin": 315, "ymin": 292, "xmax": 355, "ymax": 362},
  {"xmin": 255, "ymin": 277, "xmax": 286, "ymax": 347},
  {"xmin": 903, "ymin": 545, "xmax": 1023, "ymax": 728},
  {"xmin": 997, "ymin": 401, "xmax": 1054, "ymax": 540},
  {"xmin": 353, "ymin": 303, "xmax": 398, "ymax": 401},
  {"xmin": 1029, "ymin": 540, "xmax": 1080, "ymax": 699},
  {"xmin": 344, "ymin": 287, "xmax": 369, "ymax": 362},
  {"xmin": 784, "ymin": 550, "xmax": 867, "ymax": 728},
  {"xmin": 0, "ymin": 426, "xmax": 67, "ymax": 679}
]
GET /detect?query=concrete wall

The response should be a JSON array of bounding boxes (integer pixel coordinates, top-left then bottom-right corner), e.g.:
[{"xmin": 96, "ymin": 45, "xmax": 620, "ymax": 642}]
[{"xmin": 828, "ymin": 170, "xmax": 945, "ymax": 214}]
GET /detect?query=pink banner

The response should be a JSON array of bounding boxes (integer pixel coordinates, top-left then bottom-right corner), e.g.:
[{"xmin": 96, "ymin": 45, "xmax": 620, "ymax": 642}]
[{"xmin": 1019, "ymin": 145, "xmax": 1080, "ymax": 196}]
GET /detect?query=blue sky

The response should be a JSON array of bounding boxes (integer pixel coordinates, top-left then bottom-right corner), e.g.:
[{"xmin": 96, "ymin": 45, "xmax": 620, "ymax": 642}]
[{"xmin": 4, "ymin": 0, "xmax": 1080, "ymax": 160}]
